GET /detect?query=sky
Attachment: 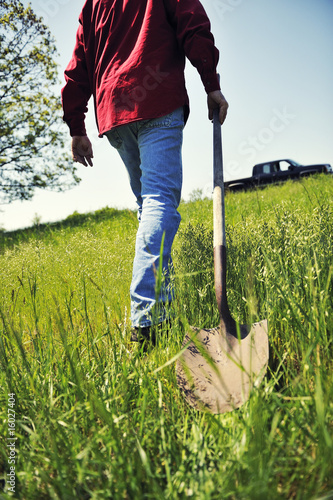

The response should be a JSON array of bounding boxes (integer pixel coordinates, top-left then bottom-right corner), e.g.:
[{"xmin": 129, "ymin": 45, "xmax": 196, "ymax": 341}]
[{"xmin": 1, "ymin": 0, "xmax": 333, "ymax": 231}]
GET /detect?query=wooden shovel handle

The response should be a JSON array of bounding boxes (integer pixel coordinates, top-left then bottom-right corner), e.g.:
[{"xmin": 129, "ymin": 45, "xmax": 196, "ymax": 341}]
[
  {"xmin": 213, "ymin": 109, "xmax": 234, "ymax": 328},
  {"xmin": 213, "ymin": 108, "xmax": 226, "ymax": 248}
]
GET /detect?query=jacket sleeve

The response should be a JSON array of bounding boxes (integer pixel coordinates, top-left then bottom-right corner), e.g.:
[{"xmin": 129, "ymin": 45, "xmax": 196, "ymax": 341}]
[
  {"xmin": 163, "ymin": 0, "xmax": 220, "ymax": 93},
  {"xmin": 61, "ymin": 20, "xmax": 92, "ymax": 137}
]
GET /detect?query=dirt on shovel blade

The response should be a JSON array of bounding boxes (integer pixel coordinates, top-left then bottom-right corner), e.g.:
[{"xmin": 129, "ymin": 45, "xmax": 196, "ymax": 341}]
[{"xmin": 176, "ymin": 320, "xmax": 268, "ymax": 414}]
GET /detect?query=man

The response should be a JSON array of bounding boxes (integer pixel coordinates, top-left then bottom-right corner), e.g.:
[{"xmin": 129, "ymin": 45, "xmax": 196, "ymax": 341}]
[{"xmin": 61, "ymin": 0, "xmax": 228, "ymax": 343}]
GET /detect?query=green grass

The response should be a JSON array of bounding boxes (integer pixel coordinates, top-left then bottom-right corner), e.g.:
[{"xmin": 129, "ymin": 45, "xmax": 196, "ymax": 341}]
[{"xmin": 0, "ymin": 175, "xmax": 332, "ymax": 499}]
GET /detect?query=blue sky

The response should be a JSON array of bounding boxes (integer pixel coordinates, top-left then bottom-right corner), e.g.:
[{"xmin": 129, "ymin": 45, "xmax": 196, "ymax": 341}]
[{"xmin": 1, "ymin": 0, "xmax": 332, "ymax": 230}]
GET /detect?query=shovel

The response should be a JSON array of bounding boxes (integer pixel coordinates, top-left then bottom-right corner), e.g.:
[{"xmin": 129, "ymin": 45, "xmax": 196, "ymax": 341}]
[{"xmin": 176, "ymin": 108, "xmax": 269, "ymax": 414}]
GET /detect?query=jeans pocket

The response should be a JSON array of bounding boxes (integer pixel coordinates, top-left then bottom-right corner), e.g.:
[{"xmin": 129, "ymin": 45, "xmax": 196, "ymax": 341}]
[
  {"xmin": 141, "ymin": 114, "xmax": 172, "ymax": 130},
  {"xmin": 105, "ymin": 129, "xmax": 123, "ymax": 149},
  {"xmin": 140, "ymin": 106, "xmax": 185, "ymax": 131}
]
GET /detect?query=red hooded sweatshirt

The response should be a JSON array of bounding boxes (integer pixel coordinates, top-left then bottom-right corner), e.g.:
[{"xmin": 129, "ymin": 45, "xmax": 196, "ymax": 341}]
[{"xmin": 61, "ymin": 0, "xmax": 220, "ymax": 137}]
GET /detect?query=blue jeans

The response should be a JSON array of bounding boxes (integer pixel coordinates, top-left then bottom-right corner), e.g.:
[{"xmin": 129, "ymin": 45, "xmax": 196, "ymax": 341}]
[{"xmin": 105, "ymin": 107, "xmax": 184, "ymax": 327}]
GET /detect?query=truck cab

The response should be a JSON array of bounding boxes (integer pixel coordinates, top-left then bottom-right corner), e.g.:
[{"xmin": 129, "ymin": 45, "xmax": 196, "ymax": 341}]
[
  {"xmin": 252, "ymin": 159, "xmax": 331, "ymax": 184},
  {"xmin": 253, "ymin": 159, "xmax": 300, "ymax": 179},
  {"xmin": 224, "ymin": 159, "xmax": 332, "ymax": 191}
]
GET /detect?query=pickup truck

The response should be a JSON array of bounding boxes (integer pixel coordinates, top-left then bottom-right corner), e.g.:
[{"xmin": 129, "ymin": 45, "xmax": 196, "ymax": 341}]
[{"xmin": 224, "ymin": 159, "xmax": 333, "ymax": 191}]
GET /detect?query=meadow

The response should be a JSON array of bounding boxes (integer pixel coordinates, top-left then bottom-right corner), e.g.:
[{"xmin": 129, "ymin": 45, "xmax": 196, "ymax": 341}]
[{"xmin": 0, "ymin": 175, "xmax": 332, "ymax": 499}]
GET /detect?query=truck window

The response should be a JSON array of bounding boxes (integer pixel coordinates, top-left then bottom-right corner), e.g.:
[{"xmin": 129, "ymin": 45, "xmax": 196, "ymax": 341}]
[{"xmin": 279, "ymin": 160, "xmax": 292, "ymax": 171}]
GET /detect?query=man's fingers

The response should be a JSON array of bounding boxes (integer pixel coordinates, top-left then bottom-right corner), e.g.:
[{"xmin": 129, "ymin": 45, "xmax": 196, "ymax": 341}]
[
  {"xmin": 86, "ymin": 156, "xmax": 93, "ymax": 167},
  {"xmin": 75, "ymin": 156, "xmax": 93, "ymax": 167},
  {"xmin": 73, "ymin": 156, "xmax": 87, "ymax": 167},
  {"xmin": 74, "ymin": 156, "xmax": 87, "ymax": 166},
  {"xmin": 219, "ymin": 102, "xmax": 228, "ymax": 125},
  {"xmin": 73, "ymin": 150, "xmax": 94, "ymax": 167}
]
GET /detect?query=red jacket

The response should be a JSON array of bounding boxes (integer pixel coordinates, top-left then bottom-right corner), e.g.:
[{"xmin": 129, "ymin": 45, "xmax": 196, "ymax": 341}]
[{"xmin": 62, "ymin": 0, "xmax": 220, "ymax": 137}]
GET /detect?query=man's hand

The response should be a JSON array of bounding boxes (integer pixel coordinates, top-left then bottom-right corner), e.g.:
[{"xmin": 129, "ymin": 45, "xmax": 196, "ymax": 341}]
[
  {"xmin": 207, "ymin": 90, "xmax": 229, "ymax": 125},
  {"xmin": 71, "ymin": 136, "xmax": 94, "ymax": 167}
]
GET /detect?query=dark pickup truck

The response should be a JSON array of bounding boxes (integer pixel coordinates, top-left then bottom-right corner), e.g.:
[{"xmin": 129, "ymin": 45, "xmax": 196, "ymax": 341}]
[{"xmin": 225, "ymin": 159, "xmax": 333, "ymax": 191}]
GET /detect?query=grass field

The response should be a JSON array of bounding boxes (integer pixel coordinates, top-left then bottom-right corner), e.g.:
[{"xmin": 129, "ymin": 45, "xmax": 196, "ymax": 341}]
[{"xmin": 0, "ymin": 175, "xmax": 332, "ymax": 499}]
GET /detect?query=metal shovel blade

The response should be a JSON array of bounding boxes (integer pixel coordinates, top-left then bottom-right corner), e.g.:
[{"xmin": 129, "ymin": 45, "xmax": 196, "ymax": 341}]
[{"xmin": 176, "ymin": 320, "xmax": 268, "ymax": 414}]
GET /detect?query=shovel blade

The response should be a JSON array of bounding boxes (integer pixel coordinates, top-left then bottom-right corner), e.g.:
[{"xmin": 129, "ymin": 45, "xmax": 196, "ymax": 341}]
[{"xmin": 176, "ymin": 320, "xmax": 268, "ymax": 414}]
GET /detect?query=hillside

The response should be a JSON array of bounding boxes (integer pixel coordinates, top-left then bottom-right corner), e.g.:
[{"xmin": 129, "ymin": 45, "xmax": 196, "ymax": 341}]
[{"xmin": 0, "ymin": 174, "xmax": 332, "ymax": 499}]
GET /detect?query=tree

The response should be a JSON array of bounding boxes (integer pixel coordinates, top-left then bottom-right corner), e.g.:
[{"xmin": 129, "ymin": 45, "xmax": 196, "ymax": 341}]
[{"xmin": 0, "ymin": 0, "xmax": 80, "ymax": 204}]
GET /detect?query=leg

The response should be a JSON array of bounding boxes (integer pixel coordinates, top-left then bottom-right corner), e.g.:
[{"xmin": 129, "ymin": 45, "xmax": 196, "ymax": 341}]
[
  {"xmin": 105, "ymin": 125, "xmax": 142, "ymax": 211},
  {"xmin": 106, "ymin": 107, "xmax": 184, "ymax": 328},
  {"xmin": 131, "ymin": 107, "xmax": 184, "ymax": 327}
]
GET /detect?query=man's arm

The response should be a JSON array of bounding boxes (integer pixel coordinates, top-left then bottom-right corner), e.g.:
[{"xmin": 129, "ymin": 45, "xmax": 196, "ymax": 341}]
[
  {"xmin": 62, "ymin": 19, "xmax": 94, "ymax": 164},
  {"xmin": 163, "ymin": 0, "xmax": 228, "ymax": 123}
]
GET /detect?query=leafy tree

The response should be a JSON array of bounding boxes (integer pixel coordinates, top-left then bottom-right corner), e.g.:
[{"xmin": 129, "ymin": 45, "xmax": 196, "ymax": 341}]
[{"xmin": 0, "ymin": 0, "xmax": 80, "ymax": 204}]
